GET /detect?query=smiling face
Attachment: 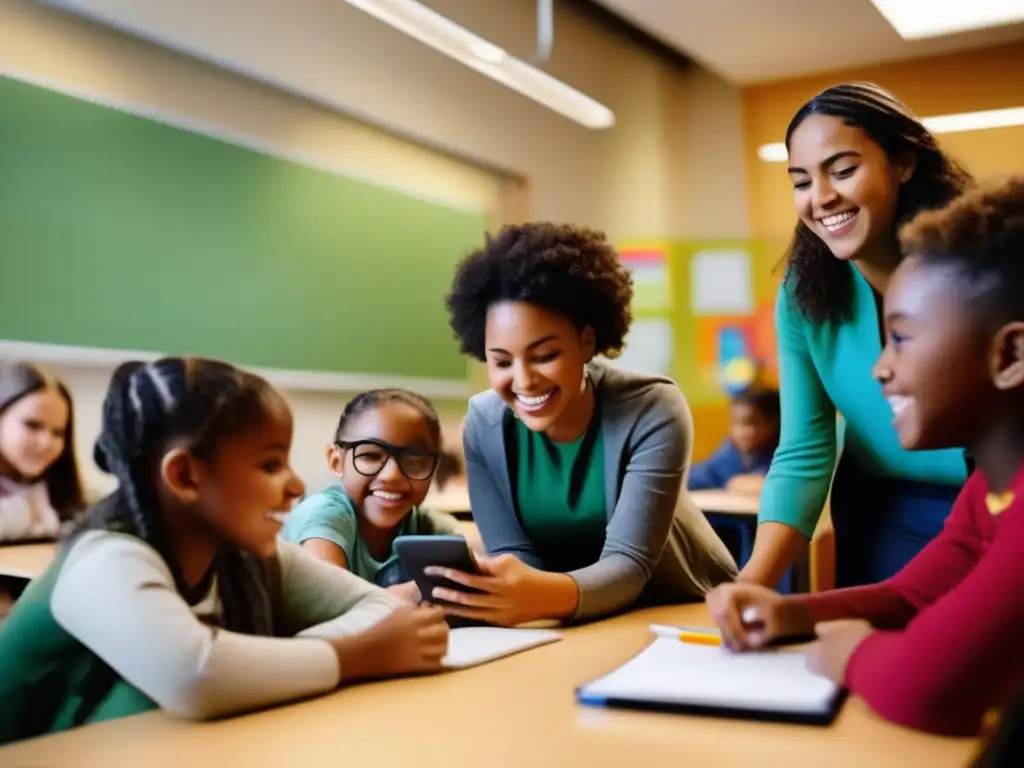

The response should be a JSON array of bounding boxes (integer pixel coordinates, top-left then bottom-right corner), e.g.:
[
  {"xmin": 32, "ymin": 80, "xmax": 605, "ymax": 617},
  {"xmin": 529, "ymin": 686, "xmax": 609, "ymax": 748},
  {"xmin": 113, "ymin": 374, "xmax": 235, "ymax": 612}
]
[
  {"xmin": 185, "ymin": 398, "xmax": 305, "ymax": 558},
  {"xmin": 329, "ymin": 400, "xmax": 439, "ymax": 532},
  {"xmin": 873, "ymin": 257, "xmax": 993, "ymax": 451},
  {"xmin": 788, "ymin": 114, "xmax": 913, "ymax": 262},
  {"xmin": 484, "ymin": 301, "xmax": 596, "ymax": 439},
  {"xmin": 0, "ymin": 387, "xmax": 70, "ymax": 482}
]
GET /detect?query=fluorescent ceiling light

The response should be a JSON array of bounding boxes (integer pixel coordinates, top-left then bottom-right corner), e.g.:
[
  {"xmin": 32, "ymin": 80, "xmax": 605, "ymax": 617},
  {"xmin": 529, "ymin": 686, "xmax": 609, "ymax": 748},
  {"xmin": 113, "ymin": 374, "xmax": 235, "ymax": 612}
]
[
  {"xmin": 870, "ymin": 0, "xmax": 1024, "ymax": 39},
  {"xmin": 758, "ymin": 105, "xmax": 1024, "ymax": 162},
  {"xmin": 343, "ymin": 0, "xmax": 615, "ymax": 130}
]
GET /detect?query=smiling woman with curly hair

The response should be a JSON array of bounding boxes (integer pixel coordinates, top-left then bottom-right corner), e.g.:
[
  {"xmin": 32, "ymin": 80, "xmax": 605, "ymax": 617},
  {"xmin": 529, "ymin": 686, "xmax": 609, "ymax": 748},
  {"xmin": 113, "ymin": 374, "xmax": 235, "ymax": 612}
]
[{"xmin": 431, "ymin": 223, "xmax": 736, "ymax": 627}]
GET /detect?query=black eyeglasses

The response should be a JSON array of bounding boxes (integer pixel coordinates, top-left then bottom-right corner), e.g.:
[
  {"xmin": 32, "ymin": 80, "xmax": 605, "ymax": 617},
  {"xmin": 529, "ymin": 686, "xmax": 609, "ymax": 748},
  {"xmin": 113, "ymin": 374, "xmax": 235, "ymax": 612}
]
[{"xmin": 335, "ymin": 439, "xmax": 440, "ymax": 481}]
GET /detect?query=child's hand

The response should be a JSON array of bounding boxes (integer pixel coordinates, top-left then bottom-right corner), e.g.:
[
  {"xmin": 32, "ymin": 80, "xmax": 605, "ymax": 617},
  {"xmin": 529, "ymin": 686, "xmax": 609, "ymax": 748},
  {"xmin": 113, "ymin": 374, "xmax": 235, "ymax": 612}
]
[
  {"xmin": 386, "ymin": 580, "xmax": 422, "ymax": 604},
  {"xmin": 805, "ymin": 619, "xmax": 873, "ymax": 684},
  {"xmin": 706, "ymin": 582, "xmax": 813, "ymax": 651},
  {"xmin": 330, "ymin": 605, "xmax": 449, "ymax": 681}
]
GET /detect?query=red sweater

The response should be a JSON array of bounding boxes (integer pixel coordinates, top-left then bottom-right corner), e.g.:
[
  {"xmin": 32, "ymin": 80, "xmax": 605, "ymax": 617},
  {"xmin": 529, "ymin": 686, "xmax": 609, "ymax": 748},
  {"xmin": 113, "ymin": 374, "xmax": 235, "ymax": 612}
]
[{"xmin": 793, "ymin": 465, "xmax": 1024, "ymax": 736}]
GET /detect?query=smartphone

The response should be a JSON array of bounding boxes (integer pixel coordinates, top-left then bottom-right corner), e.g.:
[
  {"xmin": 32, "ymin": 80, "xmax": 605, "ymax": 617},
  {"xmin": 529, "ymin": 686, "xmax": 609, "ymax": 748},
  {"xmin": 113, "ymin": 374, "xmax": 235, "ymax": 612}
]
[{"xmin": 394, "ymin": 535, "xmax": 484, "ymax": 607}]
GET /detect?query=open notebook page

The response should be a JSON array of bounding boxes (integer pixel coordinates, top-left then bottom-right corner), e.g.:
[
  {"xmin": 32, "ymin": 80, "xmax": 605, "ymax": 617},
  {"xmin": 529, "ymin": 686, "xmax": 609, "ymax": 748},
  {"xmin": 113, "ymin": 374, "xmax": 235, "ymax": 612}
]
[
  {"xmin": 579, "ymin": 638, "xmax": 839, "ymax": 715},
  {"xmin": 443, "ymin": 627, "xmax": 562, "ymax": 669}
]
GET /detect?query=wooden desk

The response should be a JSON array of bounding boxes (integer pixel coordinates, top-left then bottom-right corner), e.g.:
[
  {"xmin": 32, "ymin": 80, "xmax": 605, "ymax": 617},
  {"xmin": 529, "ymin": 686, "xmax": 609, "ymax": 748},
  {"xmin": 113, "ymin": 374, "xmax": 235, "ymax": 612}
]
[
  {"xmin": 690, "ymin": 489, "xmax": 760, "ymax": 517},
  {"xmin": 0, "ymin": 604, "xmax": 976, "ymax": 768},
  {"xmin": 0, "ymin": 542, "xmax": 57, "ymax": 580}
]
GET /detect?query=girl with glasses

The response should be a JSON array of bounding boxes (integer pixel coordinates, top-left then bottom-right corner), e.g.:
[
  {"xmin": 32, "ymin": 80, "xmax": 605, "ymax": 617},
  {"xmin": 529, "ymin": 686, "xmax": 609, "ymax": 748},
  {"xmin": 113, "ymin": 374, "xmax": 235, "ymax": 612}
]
[{"xmin": 280, "ymin": 389, "xmax": 465, "ymax": 602}]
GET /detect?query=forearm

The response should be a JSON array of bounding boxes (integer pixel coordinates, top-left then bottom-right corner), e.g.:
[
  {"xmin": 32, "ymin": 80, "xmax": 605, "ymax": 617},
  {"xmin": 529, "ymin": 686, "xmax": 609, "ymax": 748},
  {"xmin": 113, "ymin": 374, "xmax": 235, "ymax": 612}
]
[
  {"xmin": 788, "ymin": 584, "xmax": 916, "ymax": 629},
  {"xmin": 296, "ymin": 589, "xmax": 399, "ymax": 639},
  {"xmin": 738, "ymin": 522, "xmax": 808, "ymax": 587},
  {"xmin": 569, "ymin": 555, "xmax": 646, "ymax": 621}
]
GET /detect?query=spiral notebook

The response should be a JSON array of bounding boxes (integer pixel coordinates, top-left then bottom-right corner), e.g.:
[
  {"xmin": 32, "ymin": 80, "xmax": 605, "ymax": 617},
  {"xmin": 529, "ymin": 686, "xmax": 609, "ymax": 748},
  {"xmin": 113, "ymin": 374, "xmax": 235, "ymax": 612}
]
[{"xmin": 577, "ymin": 631, "xmax": 845, "ymax": 725}]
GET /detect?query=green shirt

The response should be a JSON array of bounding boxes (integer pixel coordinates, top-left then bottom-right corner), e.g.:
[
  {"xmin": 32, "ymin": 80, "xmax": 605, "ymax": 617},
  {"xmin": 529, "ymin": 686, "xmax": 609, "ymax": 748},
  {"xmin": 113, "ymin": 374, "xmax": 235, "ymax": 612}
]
[
  {"xmin": 762, "ymin": 265, "xmax": 968, "ymax": 538},
  {"xmin": 0, "ymin": 550, "xmax": 157, "ymax": 744},
  {"xmin": 508, "ymin": 415, "xmax": 607, "ymax": 572},
  {"xmin": 280, "ymin": 485, "xmax": 463, "ymax": 587}
]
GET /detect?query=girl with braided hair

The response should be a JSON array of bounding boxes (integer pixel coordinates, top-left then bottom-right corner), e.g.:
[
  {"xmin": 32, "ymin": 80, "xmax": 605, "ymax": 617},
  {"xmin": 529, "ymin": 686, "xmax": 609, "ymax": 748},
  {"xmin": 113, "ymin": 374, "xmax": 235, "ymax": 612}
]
[{"xmin": 0, "ymin": 357, "xmax": 449, "ymax": 744}]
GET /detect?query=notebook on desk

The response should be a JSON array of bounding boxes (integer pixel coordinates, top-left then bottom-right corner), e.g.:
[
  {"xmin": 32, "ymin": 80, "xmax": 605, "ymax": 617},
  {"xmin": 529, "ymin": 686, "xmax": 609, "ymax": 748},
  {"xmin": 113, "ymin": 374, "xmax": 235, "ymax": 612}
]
[
  {"xmin": 577, "ymin": 630, "xmax": 845, "ymax": 726},
  {"xmin": 443, "ymin": 627, "xmax": 562, "ymax": 669}
]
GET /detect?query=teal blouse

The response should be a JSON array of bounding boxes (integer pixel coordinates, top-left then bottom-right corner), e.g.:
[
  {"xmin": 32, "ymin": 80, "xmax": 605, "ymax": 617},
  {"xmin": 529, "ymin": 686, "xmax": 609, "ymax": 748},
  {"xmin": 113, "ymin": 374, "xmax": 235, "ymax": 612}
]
[
  {"xmin": 761, "ymin": 264, "xmax": 967, "ymax": 538},
  {"xmin": 508, "ymin": 416, "xmax": 607, "ymax": 571}
]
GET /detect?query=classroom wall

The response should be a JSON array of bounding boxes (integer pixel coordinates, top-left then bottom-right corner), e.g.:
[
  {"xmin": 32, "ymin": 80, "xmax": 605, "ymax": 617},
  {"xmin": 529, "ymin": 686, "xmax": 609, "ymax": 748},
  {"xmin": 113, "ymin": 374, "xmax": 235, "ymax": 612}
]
[
  {"xmin": 0, "ymin": 0, "xmax": 752, "ymax": 487},
  {"xmin": 743, "ymin": 41, "xmax": 1024, "ymax": 245}
]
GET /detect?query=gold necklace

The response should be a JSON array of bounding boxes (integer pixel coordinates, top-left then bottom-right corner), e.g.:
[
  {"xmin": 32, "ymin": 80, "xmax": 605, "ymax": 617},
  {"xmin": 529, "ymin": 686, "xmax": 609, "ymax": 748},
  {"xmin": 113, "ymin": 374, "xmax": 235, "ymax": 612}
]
[{"xmin": 986, "ymin": 490, "xmax": 1016, "ymax": 516}]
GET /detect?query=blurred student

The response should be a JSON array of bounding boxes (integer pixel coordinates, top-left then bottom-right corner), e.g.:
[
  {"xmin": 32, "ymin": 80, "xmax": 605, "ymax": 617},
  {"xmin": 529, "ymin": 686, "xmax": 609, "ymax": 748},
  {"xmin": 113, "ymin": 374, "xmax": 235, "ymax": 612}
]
[
  {"xmin": 0, "ymin": 359, "xmax": 448, "ymax": 743},
  {"xmin": 706, "ymin": 178, "xmax": 1024, "ymax": 736},
  {"xmin": 0, "ymin": 361, "xmax": 84, "ymax": 543},
  {"xmin": 688, "ymin": 386, "xmax": 780, "ymax": 492}
]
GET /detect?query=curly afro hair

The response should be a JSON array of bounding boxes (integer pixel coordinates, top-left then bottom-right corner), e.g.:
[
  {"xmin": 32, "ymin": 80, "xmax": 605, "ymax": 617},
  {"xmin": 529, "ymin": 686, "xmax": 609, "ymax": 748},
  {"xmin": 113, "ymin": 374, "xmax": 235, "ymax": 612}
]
[
  {"xmin": 899, "ymin": 175, "xmax": 1024, "ymax": 325},
  {"xmin": 781, "ymin": 82, "xmax": 972, "ymax": 326},
  {"xmin": 445, "ymin": 223, "xmax": 634, "ymax": 362}
]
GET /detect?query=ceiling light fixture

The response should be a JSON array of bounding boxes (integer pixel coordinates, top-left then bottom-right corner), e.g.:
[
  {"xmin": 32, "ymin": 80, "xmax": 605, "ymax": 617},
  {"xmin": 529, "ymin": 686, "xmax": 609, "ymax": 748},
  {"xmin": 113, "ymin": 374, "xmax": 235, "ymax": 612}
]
[
  {"xmin": 342, "ymin": 0, "xmax": 615, "ymax": 130},
  {"xmin": 869, "ymin": 0, "xmax": 1024, "ymax": 39},
  {"xmin": 757, "ymin": 105, "xmax": 1024, "ymax": 162}
]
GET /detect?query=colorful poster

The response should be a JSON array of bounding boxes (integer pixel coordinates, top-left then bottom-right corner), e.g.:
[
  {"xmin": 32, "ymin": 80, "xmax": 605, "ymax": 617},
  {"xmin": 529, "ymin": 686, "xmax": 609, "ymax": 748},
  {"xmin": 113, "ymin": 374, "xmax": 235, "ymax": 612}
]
[
  {"xmin": 619, "ymin": 247, "xmax": 670, "ymax": 312},
  {"xmin": 605, "ymin": 318, "xmax": 674, "ymax": 377},
  {"xmin": 690, "ymin": 249, "xmax": 753, "ymax": 315}
]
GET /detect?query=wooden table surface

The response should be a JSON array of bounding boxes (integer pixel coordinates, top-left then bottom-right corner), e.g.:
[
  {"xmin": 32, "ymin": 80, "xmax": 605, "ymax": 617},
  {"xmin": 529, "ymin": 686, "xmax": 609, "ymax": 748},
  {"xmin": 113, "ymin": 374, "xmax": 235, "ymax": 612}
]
[
  {"xmin": 689, "ymin": 489, "xmax": 761, "ymax": 516},
  {"xmin": 0, "ymin": 603, "xmax": 978, "ymax": 768},
  {"xmin": 0, "ymin": 542, "xmax": 57, "ymax": 580}
]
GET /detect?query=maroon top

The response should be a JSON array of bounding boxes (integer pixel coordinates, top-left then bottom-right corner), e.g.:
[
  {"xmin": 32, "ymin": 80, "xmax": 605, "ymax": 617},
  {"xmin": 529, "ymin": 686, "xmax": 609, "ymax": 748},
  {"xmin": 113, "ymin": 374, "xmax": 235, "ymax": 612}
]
[{"xmin": 793, "ymin": 464, "xmax": 1024, "ymax": 735}]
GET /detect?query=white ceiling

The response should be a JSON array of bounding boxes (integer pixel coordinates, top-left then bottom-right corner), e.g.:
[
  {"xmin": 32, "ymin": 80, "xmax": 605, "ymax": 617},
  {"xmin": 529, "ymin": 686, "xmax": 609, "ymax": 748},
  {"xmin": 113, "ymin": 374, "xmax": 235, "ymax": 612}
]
[{"xmin": 594, "ymin": 0, "xmax": 1024, "ymax": 83}]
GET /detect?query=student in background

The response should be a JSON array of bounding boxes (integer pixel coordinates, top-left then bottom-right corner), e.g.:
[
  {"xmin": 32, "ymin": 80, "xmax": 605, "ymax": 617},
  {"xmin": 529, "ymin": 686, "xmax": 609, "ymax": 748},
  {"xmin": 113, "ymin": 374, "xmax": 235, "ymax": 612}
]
[
  {"xmin": 432, "ymin": 223, "xmax": 736, "ymax": 627},
  {"xmin": 688, "ymin": 386, "xmax": 780, "ymax": 492},
  {"xmin": 0, "ymin": 358, "xmax": 448, "ymax": 743},
  {"xmin": 0, "ymin": 362, "xmax": 84, "ymax": 542},
  {"xmin": 281, "ymin": 389, "xmax": 464, "ymax": 602},
  {"xmin": 707, "ymin": 177, "xmax": 1024, "ymax": 736},
  {"xmin": 741, "ymin": 82, "xmax": 975, "ymax": 590}
]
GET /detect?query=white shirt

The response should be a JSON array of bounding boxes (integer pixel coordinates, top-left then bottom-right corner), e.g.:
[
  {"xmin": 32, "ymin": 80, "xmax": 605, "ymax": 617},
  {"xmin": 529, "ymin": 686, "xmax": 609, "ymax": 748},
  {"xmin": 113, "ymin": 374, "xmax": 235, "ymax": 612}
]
[
  {"xmin": 50, "ymin": 531, "xmax": 403, "ymax": 720},
  {"xmin": 0, "ymin": 478, "xmax": 60, "ymax": 542}
]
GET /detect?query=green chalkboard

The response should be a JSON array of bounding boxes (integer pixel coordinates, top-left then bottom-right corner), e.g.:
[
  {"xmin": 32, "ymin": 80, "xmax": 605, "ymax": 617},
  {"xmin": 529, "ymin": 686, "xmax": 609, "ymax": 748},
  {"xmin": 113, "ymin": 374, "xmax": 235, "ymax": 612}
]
[{"xmin": 0, "ymin": 76, "xmax": 485, "ymax": 381}]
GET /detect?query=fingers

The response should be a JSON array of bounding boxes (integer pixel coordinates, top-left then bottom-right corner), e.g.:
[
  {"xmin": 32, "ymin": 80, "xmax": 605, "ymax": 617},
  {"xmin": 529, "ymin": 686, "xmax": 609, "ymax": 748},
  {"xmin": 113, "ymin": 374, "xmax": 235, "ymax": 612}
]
[
  {"xmin": 430, "ymin": 586, "xmax": 504, "ymax": 608},
  {"xmin": 707, "ymin": 587, "xmax": 747, "ymax": 651},
  {"xmin": 423, "ymin": 566, "xmax": 495, "ymax": 592}
]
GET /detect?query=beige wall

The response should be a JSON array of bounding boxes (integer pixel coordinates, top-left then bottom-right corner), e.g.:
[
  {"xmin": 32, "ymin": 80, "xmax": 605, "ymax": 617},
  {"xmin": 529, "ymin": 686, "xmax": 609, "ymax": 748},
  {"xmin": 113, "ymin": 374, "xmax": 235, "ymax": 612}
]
[
  {"xmin": 743, "ymin": 41, "xmax": 1024, "ymax": 244},
  {"xmin": 1, "ymin": 0, "xmax": 750, "ymax": 492}
]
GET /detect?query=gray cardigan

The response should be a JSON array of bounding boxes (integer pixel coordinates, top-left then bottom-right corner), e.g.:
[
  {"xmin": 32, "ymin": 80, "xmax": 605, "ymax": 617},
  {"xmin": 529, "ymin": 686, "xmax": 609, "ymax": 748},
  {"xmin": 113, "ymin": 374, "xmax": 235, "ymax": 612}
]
[{"xmin": 463, "ymin": 360, "xmax": 737, "ymax": 621}]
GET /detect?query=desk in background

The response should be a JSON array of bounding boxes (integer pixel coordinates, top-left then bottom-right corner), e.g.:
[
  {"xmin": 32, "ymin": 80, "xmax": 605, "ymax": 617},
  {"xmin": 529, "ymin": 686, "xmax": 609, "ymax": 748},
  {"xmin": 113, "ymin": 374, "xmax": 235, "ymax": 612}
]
[
  {"xmin": 690, "ymin": 490, "xmax": 806, "ymax": 594},
  {"xmin": 0, "ymin": 542, "xmax": 57, "ymax": 581},
  {"xmin": 0, "ymin": 602, "xmax": 977, "ymax": 768}
]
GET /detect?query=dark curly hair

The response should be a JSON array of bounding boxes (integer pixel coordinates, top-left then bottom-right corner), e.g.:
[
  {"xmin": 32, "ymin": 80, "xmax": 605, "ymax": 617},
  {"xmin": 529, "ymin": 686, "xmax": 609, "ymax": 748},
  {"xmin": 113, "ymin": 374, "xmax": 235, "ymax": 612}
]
[
  {"xmin": 899, "ymin": 175, "xmax": 1024, "ymax": 325},
  {"xmin": 782, "ymin": 82, "xmax": 973, "ymax": 325},
  {"xmin": 445, "ymin": 222, "xmax": 634, "ymax": 361}
]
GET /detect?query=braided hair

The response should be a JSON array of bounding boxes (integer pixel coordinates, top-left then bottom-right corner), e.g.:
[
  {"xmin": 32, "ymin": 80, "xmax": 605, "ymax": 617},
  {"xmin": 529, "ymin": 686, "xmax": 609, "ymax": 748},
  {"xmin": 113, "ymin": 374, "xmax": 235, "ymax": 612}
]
[
  {"xmin": 334, "ymin": 389, "xmax": 442, "ymax": 448},
  {"xmin": 72, "ymin": 357, "xmax": 283, "ymax": 636}
]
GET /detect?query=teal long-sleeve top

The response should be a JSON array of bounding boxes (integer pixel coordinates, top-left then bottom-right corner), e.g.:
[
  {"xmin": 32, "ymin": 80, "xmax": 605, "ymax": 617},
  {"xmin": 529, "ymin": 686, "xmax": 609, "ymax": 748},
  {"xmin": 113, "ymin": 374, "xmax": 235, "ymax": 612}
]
[{"xmin": 760, "ymin": 264, "xmax": 967, "ymax": 538}]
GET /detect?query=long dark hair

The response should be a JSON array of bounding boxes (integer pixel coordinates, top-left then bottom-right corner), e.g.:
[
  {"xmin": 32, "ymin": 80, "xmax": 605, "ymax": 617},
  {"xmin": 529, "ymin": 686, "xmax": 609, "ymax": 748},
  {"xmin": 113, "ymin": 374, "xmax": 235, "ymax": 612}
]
[
  {"xmin": 781, "ymin": 82, "xmax": 973, "ymax": 325},
  {"xmin": 0, "ymin": 361, "xmax": 85, "ymax": 519},
  {"xmin": 73, "ymin": 357, "xmax": 285, "ymax": 635}
]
